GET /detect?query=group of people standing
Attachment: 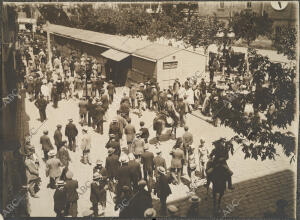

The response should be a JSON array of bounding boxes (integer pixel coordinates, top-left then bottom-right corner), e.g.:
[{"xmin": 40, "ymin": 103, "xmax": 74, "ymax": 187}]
[{"xmin": 21, "ymin": 32, "xmax": 235, "ymax": 218}]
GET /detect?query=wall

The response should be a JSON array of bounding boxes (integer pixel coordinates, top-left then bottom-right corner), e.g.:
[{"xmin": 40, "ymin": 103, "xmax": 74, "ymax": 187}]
[
  {"xmin": 130, "ymin": 56, "xmax": 157, "ymax": 83},
  {"xmin": 156, "ymin": 50, "xmax": 206, "ymax": 89}
]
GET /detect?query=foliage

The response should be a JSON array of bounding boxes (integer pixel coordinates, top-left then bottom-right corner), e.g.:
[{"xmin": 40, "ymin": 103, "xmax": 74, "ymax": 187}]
[
  {"xmin": 272, "ymin": 25, "xmax": 297, "ymax": 60},
  {"xmin": 212, "ymin": 49, "xmax": 296, "ymax": 162},
  {"xmin": 180, "ymin": 15, "xmax": 223, "ymax": 53},
  {"xmin": 231, "ymin": 10, "xmax": 273, "ymax": 46},
  {"xmin": 38, "ymin": 5, "xmax": 71, "ymax": 26}
]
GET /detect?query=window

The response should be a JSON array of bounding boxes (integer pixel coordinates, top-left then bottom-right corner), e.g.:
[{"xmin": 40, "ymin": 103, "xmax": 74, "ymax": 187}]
[
  {"xmin": 219, "ymin": 2, "xmax": 225, "ymax": 9},
  {"xmin": 246, "ymin": 2, "xmax": 252, "ymax": 9}
]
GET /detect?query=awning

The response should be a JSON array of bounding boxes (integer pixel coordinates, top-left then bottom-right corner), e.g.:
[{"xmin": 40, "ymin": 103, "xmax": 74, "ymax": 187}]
[{"xmin": 101, "ymin": 49, "xmax": 130, "ymax": 62}]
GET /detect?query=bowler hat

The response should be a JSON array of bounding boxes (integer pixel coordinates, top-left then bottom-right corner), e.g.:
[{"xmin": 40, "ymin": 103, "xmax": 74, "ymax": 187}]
[
  {"xmin": 56, "ymin": 180, "xmax": 65, "ymax": 186},
  {"xmin": 93, "ymin": 172, "xmax": 101, "ymax": 180},
  {"xmin": 167, "ymin": 205, "xmax": 178, "ymax": 214},
  {"xmin": 43, "ymin": 130, "xmax": 48, "ymax": 134},
  {"xmin": 138, "ymin": 180, "xmax": 147, "ymax": 187},
  {"xmin": 57, "ymin": 124, "xmax": 62, "ymax": 128},
  {"xmin": 144, "ymin": 208, "xmax": 156, "ymax": 217},
  {"xmin": 157, "ymin": 166, "xmax": 166, "ymax": 174},
  {"xmin": 189, "ymin": 195, "xmax": 201, "ymax": 204}
]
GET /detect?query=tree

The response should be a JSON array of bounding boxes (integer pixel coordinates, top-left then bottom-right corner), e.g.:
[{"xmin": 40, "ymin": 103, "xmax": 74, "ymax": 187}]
[
  {"xmin": 38, "ymin": 5, "xmax": 71, "ymax": 26},
  {"xmin": 272, "ymin": 25, "xmax": 297, "ymax": 60},
  {"xmin": 231, "ymin": 10, "xmax": 273, "ymax": 74},
  {"xmin": 212, "ymin": 48, "xmax": 296, "ymax": 162}
]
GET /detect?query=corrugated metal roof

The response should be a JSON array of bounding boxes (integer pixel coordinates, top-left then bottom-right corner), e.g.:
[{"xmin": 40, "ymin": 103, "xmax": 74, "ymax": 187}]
[
  {"xmin": 46, "ymin": 24, "xmax": 151, "ymax": 53},
  {"xmin": 133, "ymin": 43, "xmax": 182, "ymax": 61},
  {"xmin": 101, "ymin": 49, "xmax": 130, "ymax": 61}
]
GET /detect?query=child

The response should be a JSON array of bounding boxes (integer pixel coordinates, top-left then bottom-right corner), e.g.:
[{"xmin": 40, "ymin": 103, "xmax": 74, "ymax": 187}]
[{"xmin": 139, "ymin": 121, "xmax": 149, "ymax": 143}]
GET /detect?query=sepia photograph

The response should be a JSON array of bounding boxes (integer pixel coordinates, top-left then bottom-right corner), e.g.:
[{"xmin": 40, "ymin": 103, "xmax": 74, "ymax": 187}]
[{"xmin": 0, "ymin": 1, "xmax": 299, "ymax": 218}]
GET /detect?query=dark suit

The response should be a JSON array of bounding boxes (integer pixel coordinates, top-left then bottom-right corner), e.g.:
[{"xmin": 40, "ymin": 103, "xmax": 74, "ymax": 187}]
[
  {"xmin": 141, "ymin": 151, "xmax": 154, "ymax": 181},
  {"xmin": 90, "ymin": 181, "xmax": 106, "ymax": 216},
  {"xmin": 54, "ymin": 129, "xmax": 63, "ymax": 150},
  {"xmin": 156, "ymin": 174, "xmax": 172, "ymax": 215},
  {"xmin": 116, "ymin": 165, "xmax": 131, "ymax": 199},
  {"xmin": 105, "ymin": 154, "xmax": 120, "ymax": 180},
  {"xmin": 105, "ymin": 139, "xmax": 121, "ymax": 157},
  {"xmin": 40, "ymin": 134, "xmax": 53, "ymax": 160},
  {"xmin": 65, "ymin": 123, "xmax": 78, "ymax": 151},
  {"xmin": 64, "ymin": 179, "xmax": 79, "ymax": 217},
  {"xmin": 128, "ymin": 160, "xmax": 142, "ymax": 192},
  {"xmin": 129, "ymin": 189, "xmax": 153, "ymax": 217},
  {"xmin": 153, "ymin": 155, "xmax": 167, "ymax": 177},
  {"xmin": 54, "ymin": 187, "xmax": 67, "ymax": 216},
  {"xmin": 34, "ymin": 97, "xmax": 48, "ymax": 122},
  {"xmin": 140, "ymin": 127, "xmax": 149, "ymax": 143}
]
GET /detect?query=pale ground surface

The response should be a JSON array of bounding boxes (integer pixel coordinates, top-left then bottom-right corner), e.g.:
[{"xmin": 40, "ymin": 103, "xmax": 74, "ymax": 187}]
[{"xmin": 26, "ymin": 85, "xmax": 297, "ymax": 217}]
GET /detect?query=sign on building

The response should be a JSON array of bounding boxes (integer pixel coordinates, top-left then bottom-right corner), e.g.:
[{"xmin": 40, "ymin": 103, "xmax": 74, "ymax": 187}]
[{"xmin": 163, "ymin": 61, "xmax": 178, "ymax": 69}]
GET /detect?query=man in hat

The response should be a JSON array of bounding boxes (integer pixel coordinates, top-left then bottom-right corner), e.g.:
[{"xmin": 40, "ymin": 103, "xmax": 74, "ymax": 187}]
[
  {"xmin": 64, "ymin": 171, "xmax": 79, "ymax": 217},
  {"xmin": 128, "ymin": 153, "xmax": 142, "ymax": 193},
  {"xmin": 81, "ymin": 127, "xmax": 92, "ymax": 165},
  {"xmin": 167, "ymin": 205, "xmax": 179, "ymax": 217},
  {"xmin": 54, "ymin": 124, "xmax": 63, "ymax": 151},
  {"xmin": 129, "ymin": 179, "xmax": 153, "ymax": 217},
  {"xmin": 96, "ymin": 75, "xmax": 104, "ymax": 97},
  {"xmin": 208, "ymin": 138, "xmax": 234, "ymax": 190},
  {"xmin": 116, "ymin": 110, "xmax": 127, "ymax": 138},
  {"xmin": 155, "ymin": 166, "xmax": 172, "ymax": 215},
  {"xmin": 116, "ymin": 155, "xmax": 131, "ymax": 202},
  {"xmin": 153, "ymin": 149, "xmax": 167, "ymax": 179},
  {"xmin": 40, "ymin": 130, "xmax": 54, "ymax": 161},
  {"xmin": 124, "ymin": 118, "xmax": 136, "ymax": 150},
  {"xmin": 46, "ymin": 150, "xmax": 62, "ymax": 189},
  {"xmin": 34, "ymin": 75, "xmax": 42, "ymax": 100},
  {"xmin": 141, "ymin": 145, "xmax": 154, "ymax": 187},
  {"xmin": 118, "ymin": 185, "xmax": 132, "ymax": 217},
  {"xmin": 105, "ymin": 148, "xmax": 120, "ymax": 181},
  {"xmin": 34, "ymin": 94, "xmax": 48, "ymax": 122},
  {"xmin": 151, "ymin": 84, "xmax": 158, "ymax": 111},
  {"xmin": 41, "ymin": 79, "xmax": 49, "ymax": 101},
  {"xmin": 87, "ymin": 97, "xmax": 95, "ymax": 127},
  {"xmin": 25, "ymin": 152, "xmax": 40, "ymax": 198},
  {"xmin": 132, "ymin": 133, "xmax": 145, "ymax": 159},
  {"xmin": 129, "ymin": 84, "xmax": 137, "ymax": 109},
  {"xmin": 173, "ymin": 78, "xmax": 181, "ymax": 103},
  {"xmin": 182, "ymin": 126, "xmax": 193, "ymax": 163},
  {"xmin": 79, "ymin": 97, "xmax": 88, "ymax": 125},
  {"xmin": 107, "ymin": 80, "xmax": 116, "ymax": 104},
  {"xmin": 109, "ymin": 119, "xmax": 122, "ymax": 142},
  {"xmin": 176, "ymin": 97, "xmax": 186, "ymax": 127},
  {"xmin": 120, "ymin": 92, "xmax": 130, "ymax": 105},
  {"xmin": 105, "ymin": 134, "xmax": 121, "ymax": 157},
  {"xmin": 90, "ymin": 173, "xmax": 107, "ymax": 216},
  {"xmin": 93, "ymin": 159, "xmax": 108, "ymax": 180},
  {"xmin": 186, "ymin": 195, "xmax": 201, "ymax": 217},
  {"xmin": 94, "ymin": 100, "xmax": 105, "ymax": 134},
  {"xmin": 139, "ymin": 121, "xmax": 149, "ymax": 144},
  {"xmin": 57, "ymin": 140, "xmax": 71, "ymax": 181},
  {"xmin": 144, "ymin": 208, "xmax": 156, "ymax": 218},
  {"xmin": 52, "ymin": 83, "xmax": 59, "ymax": 108},
  {"xmin": 65, "ymin": 119, "xmax": 78, "ymax": 152},
  {"xmin": 53, "ymin": 180, "xmax": 67, "ymax": 217}
]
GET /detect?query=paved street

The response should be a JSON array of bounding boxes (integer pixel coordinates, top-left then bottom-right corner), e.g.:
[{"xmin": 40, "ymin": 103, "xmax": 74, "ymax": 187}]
[{"xmin": 24, "ymin": 86, "xmax": 296, "ymax": 218}]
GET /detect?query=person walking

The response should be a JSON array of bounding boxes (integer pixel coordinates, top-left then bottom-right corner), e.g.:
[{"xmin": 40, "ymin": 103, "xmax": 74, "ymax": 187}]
[
  {"xmin": 107, "ymin": 80, "xmax": 116, "ymax": 104},
  {"xmin": 65, "ymin": 119, "xmax": 78, "ymax": 152},
  {"xmin": 53, "ymin": 180, "xmax": 67, "ymax": 217},
  {"xmin": 105, "ymin": 148, "xmax": 120, "ymax": 182},
  {"xmin": 153, "ymin": 149, "xmax": 167, "ymax": 179},
  {"xmin": 170, "ymin": 138, "xmax": 184, "ymax": 184},
  {"xmin": 128, "ymin": 153, "xmax": 142, "ymax": 193},
  {"xmin": 64, "ymin": 171, "xmax": 79, "ymax": 217},
  {"xmin": 46, "ymin": 150, "xmax": 62, "ymax": 189},
  {"xmin": 57, "ymin": 140, "xmax": 71, "ymax": 181},
  {"xmin": 54, "ymin": 124, "xmax": 63, "ymax": 151},
  {"xmin": 34, "ymin": 94, "xmax": 48, "ymax": 122},
  {"xmin": 155, "ymin": 167, "xmax": 172, "ymax": 216},
  {"xmin": 80, "ymin": 127, "xmax": 92, "ymax": 165},
  {"xmin": 124, "ymin": 118, "xmax": 136, "ymax": 152},
  {"xmin": 139, "ymin": 121, "xmax": 149, "ymax": 144},
  {"xmin": 40, "ymin": 130, "xmax": 54, "ymax": 161}
]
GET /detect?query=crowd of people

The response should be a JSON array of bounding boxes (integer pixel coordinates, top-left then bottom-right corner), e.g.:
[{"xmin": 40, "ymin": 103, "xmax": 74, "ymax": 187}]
[{"xmin": 20, "ymin": 32, "xmax": 239, "ymax": 217}]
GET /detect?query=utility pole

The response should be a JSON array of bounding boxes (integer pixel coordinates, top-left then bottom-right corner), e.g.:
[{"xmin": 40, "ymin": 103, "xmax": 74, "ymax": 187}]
[{"xmin": 46, "ymin": 21, "xmax": 52, "ymax": 69}]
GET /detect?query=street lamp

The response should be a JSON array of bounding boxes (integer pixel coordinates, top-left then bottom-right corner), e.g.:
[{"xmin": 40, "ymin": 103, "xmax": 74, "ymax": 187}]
[{"xmin": 216, "ymin": 30, "xmax": 235, "ymax": 79}]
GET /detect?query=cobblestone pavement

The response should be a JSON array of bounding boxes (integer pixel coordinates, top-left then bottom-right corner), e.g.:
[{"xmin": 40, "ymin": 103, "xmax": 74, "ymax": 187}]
[{"xmin": 25, "ymin": 87, "xmax": 296, "ymax": 218}]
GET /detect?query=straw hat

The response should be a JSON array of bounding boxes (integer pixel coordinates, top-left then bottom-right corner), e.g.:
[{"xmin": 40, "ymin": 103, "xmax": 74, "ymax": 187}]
[{"xmin": 144, "ymin": 208, "xmax": 156, "ymax": 217}]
